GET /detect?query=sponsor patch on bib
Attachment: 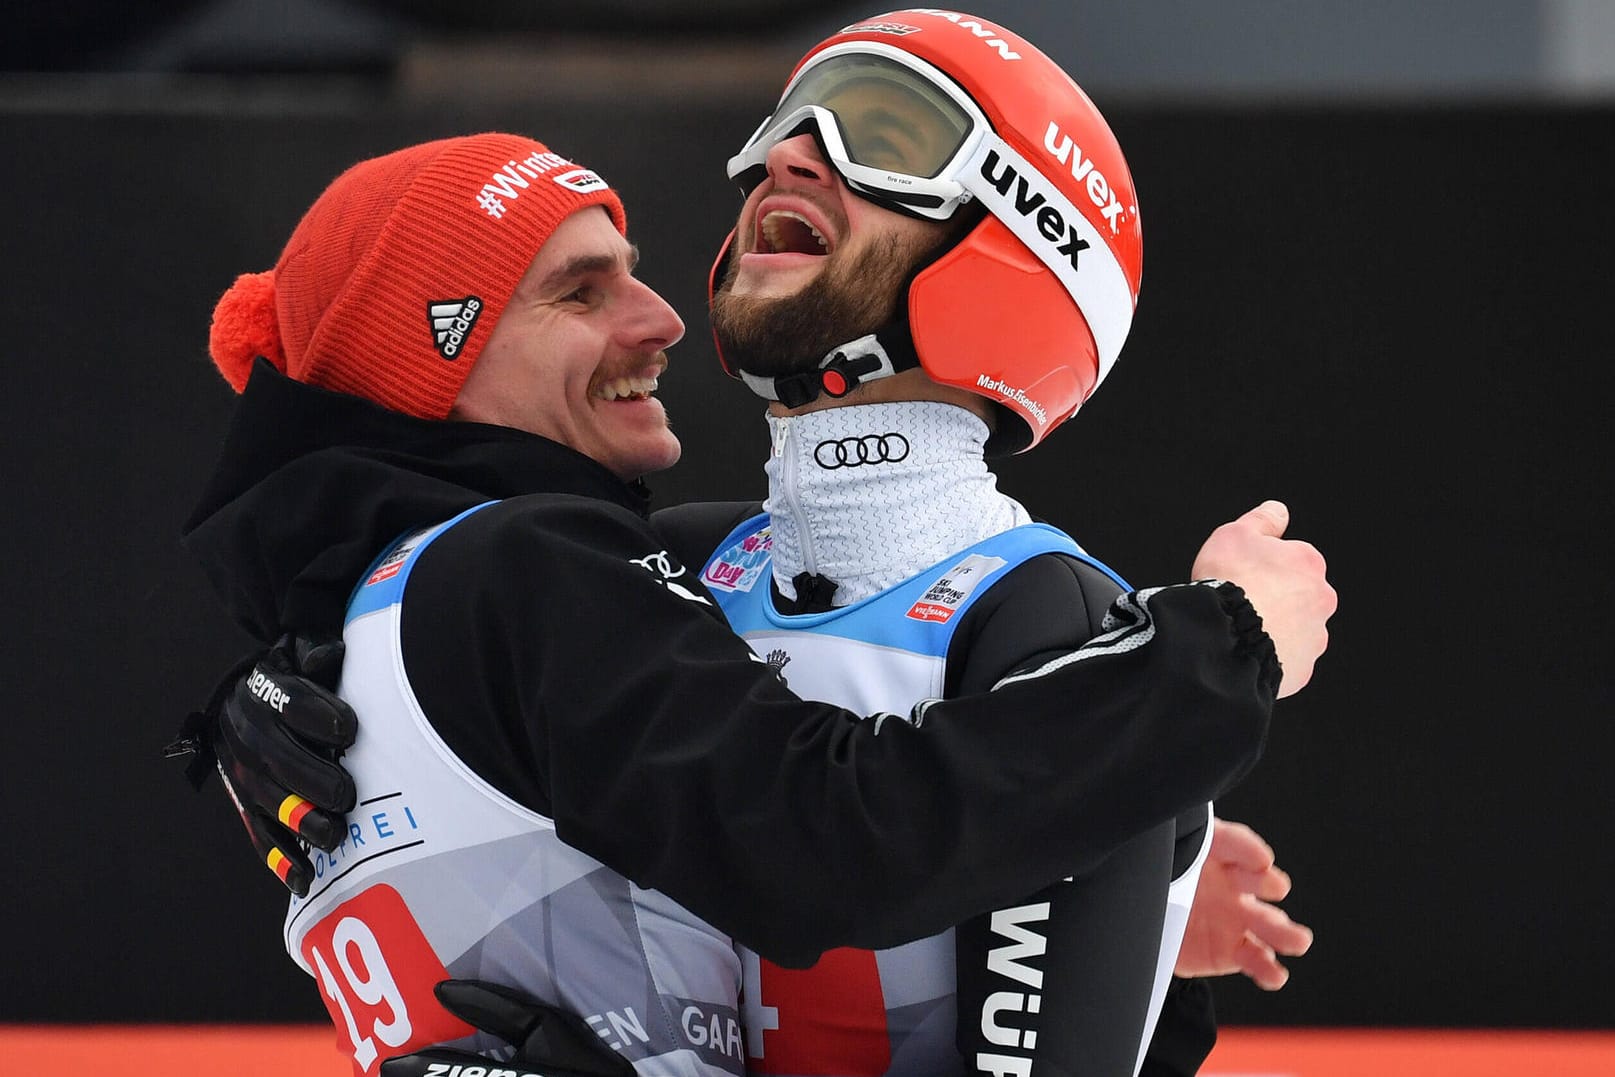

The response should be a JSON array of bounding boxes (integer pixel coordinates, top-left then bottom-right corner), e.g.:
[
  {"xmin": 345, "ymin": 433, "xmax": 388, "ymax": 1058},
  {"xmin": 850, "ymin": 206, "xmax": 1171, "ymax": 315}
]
[
  {"xmin": 366, "ymin": 530, "xmax": 433, "ymax": 587},
  {"xmin": 906, "ymin": 553, "xmax": 1007, "ymax": 623},
  {"xmin": 703, "ymin": 527, "xmax": 773, "ymax": 593}
]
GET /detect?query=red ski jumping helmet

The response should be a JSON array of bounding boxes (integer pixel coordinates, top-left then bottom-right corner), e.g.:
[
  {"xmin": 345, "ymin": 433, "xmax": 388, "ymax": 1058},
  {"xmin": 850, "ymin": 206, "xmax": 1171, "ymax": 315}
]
[{"xmin": 711, "ymin": 9, "xmax": 1142, "ymax": 452}]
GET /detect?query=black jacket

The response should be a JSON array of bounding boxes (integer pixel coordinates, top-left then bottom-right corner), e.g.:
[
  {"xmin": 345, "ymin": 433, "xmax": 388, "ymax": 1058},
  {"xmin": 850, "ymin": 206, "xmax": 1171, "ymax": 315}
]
[{"xmin": 184, "ymin": 362, "xmax": 1278, "ymax": 971}]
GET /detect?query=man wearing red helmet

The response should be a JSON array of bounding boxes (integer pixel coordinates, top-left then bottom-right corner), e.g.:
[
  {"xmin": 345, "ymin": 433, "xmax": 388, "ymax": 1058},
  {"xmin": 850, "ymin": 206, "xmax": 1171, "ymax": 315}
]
[
  {"xmin": 681, "ymin": 11, "xmax": 1323, "ymax": 1075},
  {"xmin": 177, "ymin": 11, "xmax": 1332, "ymax": 1077}
]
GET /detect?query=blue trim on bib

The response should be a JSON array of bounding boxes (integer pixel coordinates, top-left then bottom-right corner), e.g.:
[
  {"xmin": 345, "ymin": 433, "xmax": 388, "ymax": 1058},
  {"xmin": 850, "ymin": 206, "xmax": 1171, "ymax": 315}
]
[
  {"xmin": 345, "ymin": 502, "xmax": 497, "ymax": 626},
  {"xmin": 706, "ymin": 514, "xmax": 1130, "ymax": 656}
]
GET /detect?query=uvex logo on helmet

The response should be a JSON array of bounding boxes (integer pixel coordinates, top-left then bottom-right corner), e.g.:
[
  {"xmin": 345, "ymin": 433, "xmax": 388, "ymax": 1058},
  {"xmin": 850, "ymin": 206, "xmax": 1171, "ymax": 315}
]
[
  {"xmin": 978, "ymin": 149, "xmax": 1090, "ymax": 272},
  {"xmin": 1042, "ymin": 122, "xmax": 1129, "ymax": 234}
]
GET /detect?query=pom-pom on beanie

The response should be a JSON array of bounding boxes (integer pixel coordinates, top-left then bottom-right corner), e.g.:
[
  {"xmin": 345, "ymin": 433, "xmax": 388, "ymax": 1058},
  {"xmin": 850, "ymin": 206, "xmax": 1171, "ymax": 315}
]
[{"xmin": 207, "ymin": 133, "xmax": 627, "ymax": 418}]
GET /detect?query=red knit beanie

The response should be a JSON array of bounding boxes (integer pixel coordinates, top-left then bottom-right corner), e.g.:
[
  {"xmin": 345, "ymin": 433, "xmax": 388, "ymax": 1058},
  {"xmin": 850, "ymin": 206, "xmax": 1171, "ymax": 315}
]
[{"xmin": 207, "ymin": 133, "xmax": 627, "ymax": 418}]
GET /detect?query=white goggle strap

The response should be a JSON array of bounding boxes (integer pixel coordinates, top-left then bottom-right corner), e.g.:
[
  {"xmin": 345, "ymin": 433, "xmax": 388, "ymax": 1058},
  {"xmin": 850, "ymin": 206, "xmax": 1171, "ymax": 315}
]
[{"xmin": 958, "ymin": 133, "xmax": 1135, "ymax": 389}]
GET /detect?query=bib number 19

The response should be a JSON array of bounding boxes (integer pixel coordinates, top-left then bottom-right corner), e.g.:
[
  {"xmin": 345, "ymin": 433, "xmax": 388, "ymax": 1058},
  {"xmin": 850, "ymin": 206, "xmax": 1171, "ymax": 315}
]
[{"xmin": 299, "ymin": 884, "xmax": 473, "ymax": 1075}]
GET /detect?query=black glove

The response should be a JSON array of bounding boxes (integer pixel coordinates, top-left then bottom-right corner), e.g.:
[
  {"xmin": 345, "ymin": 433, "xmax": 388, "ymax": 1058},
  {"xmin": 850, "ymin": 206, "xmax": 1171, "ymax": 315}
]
[
  {"xmin": 380, "ymin": 980, "xmax": 635, "ymax": 1077},
  {"xmin": 164, "ymin": 633, "xmax": 358, "ymax": 896}
]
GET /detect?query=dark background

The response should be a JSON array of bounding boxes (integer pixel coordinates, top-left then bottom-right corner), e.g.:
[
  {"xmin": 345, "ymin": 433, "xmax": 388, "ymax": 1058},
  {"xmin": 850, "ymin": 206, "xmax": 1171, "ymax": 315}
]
[{"xmin": 3, "ymin": 0, "xmax": 1611, "ymax": 1034}]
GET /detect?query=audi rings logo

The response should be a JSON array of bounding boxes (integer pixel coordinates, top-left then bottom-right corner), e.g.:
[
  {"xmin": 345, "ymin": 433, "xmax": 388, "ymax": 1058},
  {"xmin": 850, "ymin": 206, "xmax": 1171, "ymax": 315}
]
[{"xmin": 813, "ymin": 433, "xmax": 910, "ymax": 469}]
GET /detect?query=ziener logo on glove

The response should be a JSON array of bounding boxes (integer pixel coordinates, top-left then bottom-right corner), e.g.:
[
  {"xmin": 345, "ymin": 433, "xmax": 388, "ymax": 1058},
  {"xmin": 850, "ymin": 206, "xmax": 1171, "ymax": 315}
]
[{"xmin": 246, "ymin": 669, "xmax": 289, "ymax": 713}]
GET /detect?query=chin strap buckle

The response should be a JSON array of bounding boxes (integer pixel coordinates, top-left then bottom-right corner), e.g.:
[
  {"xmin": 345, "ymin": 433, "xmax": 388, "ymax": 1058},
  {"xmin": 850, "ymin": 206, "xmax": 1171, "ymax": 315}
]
[
  {"xmin": 740, "ymin": 330, "xmax": 919, "ymax": 408},
  {"xmin": 818, "ymin": 348, "xmax": 888, "ymax": 398}
]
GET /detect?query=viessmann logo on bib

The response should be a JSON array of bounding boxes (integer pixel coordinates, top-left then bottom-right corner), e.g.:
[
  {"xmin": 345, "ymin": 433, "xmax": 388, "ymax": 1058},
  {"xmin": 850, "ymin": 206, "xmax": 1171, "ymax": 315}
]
[
  {"xmin": 366, "ymin": 529, "xmax": 434, "ymax": 585},
  {"xmin": 906, "ymin": 553, "xmax": 1007, "ymax": 623}
]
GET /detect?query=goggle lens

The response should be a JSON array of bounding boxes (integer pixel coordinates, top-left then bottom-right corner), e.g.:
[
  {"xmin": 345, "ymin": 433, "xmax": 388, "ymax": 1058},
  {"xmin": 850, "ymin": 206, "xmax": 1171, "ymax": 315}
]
[
  {"xmin": 771, "ymin": 53, "xmax": 972, "ymax": 179},
  {"xmin": 728, "ymin": 48, "xmax": 986, "ymax": 219}
]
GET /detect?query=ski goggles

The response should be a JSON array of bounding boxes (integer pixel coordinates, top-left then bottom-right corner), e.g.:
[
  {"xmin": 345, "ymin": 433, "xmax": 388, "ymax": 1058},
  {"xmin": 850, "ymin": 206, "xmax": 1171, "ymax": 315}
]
[{"xmin": 727, "ymin": 42, "xmax": 990, "ymax": 221}]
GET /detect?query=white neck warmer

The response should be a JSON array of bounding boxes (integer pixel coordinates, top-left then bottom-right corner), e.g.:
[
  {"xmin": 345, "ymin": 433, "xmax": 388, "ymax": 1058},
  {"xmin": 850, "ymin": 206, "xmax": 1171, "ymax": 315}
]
[{"xmin": 763, "ymin": 401, "xmax": 1032, "ymax": 606}]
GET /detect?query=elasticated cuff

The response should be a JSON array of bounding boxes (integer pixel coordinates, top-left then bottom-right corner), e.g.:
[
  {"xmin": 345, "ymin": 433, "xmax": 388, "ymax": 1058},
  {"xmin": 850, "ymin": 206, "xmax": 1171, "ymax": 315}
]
[{"xmin": 1211, "ymin": 579, "xmax": 1283, "ymax": 700}]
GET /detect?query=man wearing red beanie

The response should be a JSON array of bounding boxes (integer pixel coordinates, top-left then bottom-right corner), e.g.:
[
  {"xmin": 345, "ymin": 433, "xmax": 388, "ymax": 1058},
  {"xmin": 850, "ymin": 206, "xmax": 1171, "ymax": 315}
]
[{"xmin": 178, "ymin": 105, "xmax": 1322, "ymax": 1077}]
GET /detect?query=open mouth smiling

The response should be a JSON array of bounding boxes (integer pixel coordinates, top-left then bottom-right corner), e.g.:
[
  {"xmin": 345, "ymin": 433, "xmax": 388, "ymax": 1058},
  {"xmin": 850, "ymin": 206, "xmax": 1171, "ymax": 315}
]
[
  {"xmin": 595, "ymin": 374, "xmax": 660, "ymax": 402},
  {"xmin": 757, "ymin": 207, "xmax": 834, "ymax": 257}
]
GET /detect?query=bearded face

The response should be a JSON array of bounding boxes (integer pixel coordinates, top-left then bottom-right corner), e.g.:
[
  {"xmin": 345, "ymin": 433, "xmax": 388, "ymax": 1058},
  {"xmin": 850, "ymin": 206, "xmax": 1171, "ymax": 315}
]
[
  {"xmin": 709, "ymin": 130, "xmax": 982, "ymax": 382},
  {"xmin": 709, "ymin": 229, "xmax": 929, "ymax": 379}
]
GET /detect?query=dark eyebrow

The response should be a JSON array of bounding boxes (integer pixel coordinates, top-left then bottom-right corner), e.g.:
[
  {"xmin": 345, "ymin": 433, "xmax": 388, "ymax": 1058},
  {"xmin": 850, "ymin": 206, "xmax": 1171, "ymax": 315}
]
[{"xmin": 535, "ymin": 243, "xmax": 641, "ymax": 296}]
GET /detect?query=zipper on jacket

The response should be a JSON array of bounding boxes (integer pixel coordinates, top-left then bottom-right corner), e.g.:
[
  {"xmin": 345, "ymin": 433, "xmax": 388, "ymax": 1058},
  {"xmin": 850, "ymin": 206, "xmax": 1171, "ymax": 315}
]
[{"xmin": 771, "ymin": 415, "xmax": 819, "ymax": 577}]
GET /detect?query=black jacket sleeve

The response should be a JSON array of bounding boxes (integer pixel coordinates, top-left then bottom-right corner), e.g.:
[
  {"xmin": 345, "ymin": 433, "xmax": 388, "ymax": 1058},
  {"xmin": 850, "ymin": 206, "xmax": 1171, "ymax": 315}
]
[
  {"xmin": 649, "ymin": 501, "xmax": 761, "ymax": 569},
  {"xmin": 402, "ymin": 495, "xmax": 1277, "ymax": 969}
]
